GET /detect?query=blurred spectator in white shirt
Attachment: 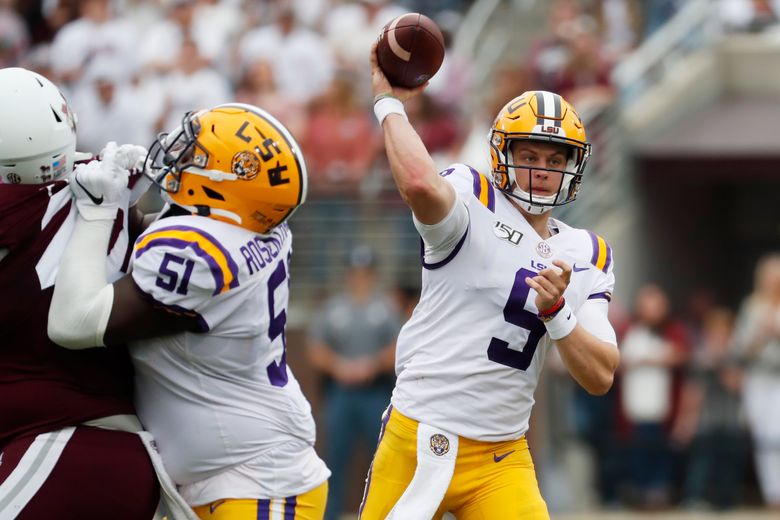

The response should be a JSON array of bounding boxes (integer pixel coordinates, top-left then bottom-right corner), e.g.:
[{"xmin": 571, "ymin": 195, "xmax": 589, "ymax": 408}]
[
  {"xmin": 425, "ymin": 10, "xmax": 472, "ymax": 110},
  {"xmin": 323, "ymin": 0, "xmax": 405, "ymax": 70},
  {"xmin": 138, "ymin": 0, "xmax": 199, "ymax": 76},
  {"xmin": 235, "ymin": 58, "xmax": 307, "ymax": 140},
  {"xmin": 620, "ymin": 284, "xmax": 690, "ymax": 509},
  {"xmin": 239, "ymin": 5, "xmax": 334, "ymax": 103},
  {"xmin": 0, "ymin": 0, "xmax": 28, "ymax": 68},
  {"xmin": 151, "ymin": 38, "xmax": 231, "ymax": 133},
  {"xmin": 71, "ymin": 57, "xmax": 149, "ymax": 155},
  {"xmin": 732, "ymin": 253, "xmax": 780, "ymax": 510},
  {"xmin": 49, "ymin": 0, "xmax": 137, "ymax": 86},
  {"xmin": 191, "ymin": 0, "xmax": 244, "ymax": 74}
]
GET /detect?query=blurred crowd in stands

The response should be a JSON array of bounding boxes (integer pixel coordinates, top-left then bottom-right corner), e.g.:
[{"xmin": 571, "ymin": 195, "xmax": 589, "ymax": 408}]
[
  {"xmin": 537, "ymin": 253, "xmax": 780, "ymax": 513},
  {"xmin": 1, "ymin": 0, "xmax": 674, "ymax": 174},
  {"xmin": 4, "ymin": 0, "xmax": 780, "ymax": 516}
]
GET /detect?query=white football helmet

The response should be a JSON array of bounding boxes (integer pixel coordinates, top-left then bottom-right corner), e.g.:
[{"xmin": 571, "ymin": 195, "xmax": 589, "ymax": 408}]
[{"xmin": 0, "ymin": 67, "xmax": 89, "ymax": 184}]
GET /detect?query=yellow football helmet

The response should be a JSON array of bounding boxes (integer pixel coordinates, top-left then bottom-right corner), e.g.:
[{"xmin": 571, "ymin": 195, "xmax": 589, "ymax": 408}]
[
  {"xmin": 489, "ymin": 90, "xmax": 591, "ymax": 215},
  {"xmin": 146, "ymin": 103, "xmax": 307, "ymax": 234}
]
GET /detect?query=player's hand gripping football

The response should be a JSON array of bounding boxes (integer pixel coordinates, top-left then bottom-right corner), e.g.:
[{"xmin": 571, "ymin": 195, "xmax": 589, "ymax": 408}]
[
  {"xmin": 70, "ymin": 141, "xmax": 147, "ymax": 221},
  {"xmin": 370, "ymin": 42, "xmax": 427, "ymax": 103},
  {"xmin": 525, "ymin": 260, "xmax": 572, "ymax": 313}
]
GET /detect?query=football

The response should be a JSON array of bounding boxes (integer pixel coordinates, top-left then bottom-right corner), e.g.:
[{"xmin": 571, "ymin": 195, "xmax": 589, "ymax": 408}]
[{"xmin": 376, "ymin": 12, "xmax": 445, "ymax": 89}]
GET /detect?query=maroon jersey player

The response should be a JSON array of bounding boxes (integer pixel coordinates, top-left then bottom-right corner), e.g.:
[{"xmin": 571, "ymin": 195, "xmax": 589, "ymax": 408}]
[{"xmin": 0, "ymin": 67, "xmax": 159, "ymax": 519}]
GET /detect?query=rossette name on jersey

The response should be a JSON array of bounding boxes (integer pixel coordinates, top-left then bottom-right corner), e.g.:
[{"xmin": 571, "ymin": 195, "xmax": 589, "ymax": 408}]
[
  {"xmin": 392, "ymin": 163, "xmax": 615, "ymax": 442},
  {"xmin": 128, "ymin": 215, "xmax": 328, "ymax": 498}
]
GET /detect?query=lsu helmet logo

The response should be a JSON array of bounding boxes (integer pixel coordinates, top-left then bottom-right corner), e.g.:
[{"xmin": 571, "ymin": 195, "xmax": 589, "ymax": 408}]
[
  {"xmin": 429, "ymin": 434, "xmax": 450, "ymax": 456},
  {"xmin": 146, "ymin": 103, "xmax": 307, "ymax": 234}
]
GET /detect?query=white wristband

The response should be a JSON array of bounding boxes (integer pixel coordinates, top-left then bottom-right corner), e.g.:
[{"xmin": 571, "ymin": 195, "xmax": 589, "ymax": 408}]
[
  {"xmin": 544, "ymin": 301, "xmax": 577, "ymax": 340},
  {"xmin": 374, "ymin": 96, "xmax": 408, "ymax": 125}
]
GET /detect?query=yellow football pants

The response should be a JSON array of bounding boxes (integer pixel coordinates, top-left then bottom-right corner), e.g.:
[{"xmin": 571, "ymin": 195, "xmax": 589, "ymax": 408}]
[
  {"xmin": 192, "ymin": 481, "xmax": 328, "ymax": 520},
  {"xmin": 359, "ymin": 408, "xmax": 549, "ymax": 520}
]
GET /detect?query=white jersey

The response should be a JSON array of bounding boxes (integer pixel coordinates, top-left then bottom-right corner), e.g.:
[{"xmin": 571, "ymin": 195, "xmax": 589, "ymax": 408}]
[
  {"xmin": 129, "ymin": 215, "xmax": 329, "ymax": 504},
  {"xmin": 392, "ymin": 164, "xmax": 617, "ymax": 442}
]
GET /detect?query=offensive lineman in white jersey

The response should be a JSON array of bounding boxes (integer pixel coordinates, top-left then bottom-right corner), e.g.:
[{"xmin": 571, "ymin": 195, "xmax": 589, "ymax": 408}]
[
  {"xmin": 359, "ymin": 46, "xmax": 620, "ymax": 519},
  {"xmin": 48, "ymin": 104, "xmax": 330, "ymax": 519}
]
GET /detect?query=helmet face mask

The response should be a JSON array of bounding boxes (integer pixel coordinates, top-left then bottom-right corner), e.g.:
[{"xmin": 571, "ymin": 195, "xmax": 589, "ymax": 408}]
[
  {"xmin": 146, "ymin": 103, "xmax": 308, "ymax": 234},
  {"xmin": 489, "ymin": 91, "xmax": 591, "ymax": 215},
  {"xmin": 147, "ymin": 113, "xmax": 209, "ymax": 194}
]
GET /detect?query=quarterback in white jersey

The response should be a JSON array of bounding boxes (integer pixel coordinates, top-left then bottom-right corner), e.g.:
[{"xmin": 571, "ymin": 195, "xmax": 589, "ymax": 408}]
[
  {"xmin": 360, "ymin": 46, "xmax": 620, "ymax": 520},
  {"xmin": 49, "ymin": 104, "xmax": 330, "ymax": 520}
]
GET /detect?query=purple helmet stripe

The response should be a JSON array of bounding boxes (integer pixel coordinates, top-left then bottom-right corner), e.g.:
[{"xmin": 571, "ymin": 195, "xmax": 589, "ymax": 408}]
[
  {"xmin": 421, "ymin": 228, "xmax": 469, "ymax": 270},
  {"xmin": 136, "ymin": 237, "xmax": 226, "ymax": 295},
  {"xmin": 150, "ymin": 225, "xmax": 239, "ymax": 287},
  {"xmin": 283, "ymin": 496, "xmax": 297, "ymax": 520},
  {"xmin": 257, "ymin": 499, "xmax": 271, "ymax": 519}
]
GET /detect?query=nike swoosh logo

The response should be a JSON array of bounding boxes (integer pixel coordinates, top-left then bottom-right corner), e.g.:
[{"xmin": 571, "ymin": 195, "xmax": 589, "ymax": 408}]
[
  {"xmin": 74, "ymin": 175, "xmax": 104, "ymax": 205},
  {"xmin": 573, "ymin": 264, "xmax": 589, "ymax": 272},
  {"xmin": 493, "ymin": 450, "xmax": 515, "ymax": 463}
]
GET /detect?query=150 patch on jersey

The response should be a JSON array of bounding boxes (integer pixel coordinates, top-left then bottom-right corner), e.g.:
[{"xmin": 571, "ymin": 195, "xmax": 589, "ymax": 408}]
[{"xmin": 493, "ymin": 221, "xmax": 523, "ymax": 246}]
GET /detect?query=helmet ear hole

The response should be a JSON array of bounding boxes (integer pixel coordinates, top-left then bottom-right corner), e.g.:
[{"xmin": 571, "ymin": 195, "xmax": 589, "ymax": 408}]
[{"xmin": 202, "ymin": 186, "xmax": 225, "ymax": 201}]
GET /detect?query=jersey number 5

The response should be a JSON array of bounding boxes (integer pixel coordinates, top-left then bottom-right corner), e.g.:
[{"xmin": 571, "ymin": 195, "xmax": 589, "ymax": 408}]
[
  {"xmin": 487, "ymin": 268, "xmax": 547, "ymax": 371},
  {"xmin": 266, "ymin": 260, "xmax": 289, "ymax": 387}
]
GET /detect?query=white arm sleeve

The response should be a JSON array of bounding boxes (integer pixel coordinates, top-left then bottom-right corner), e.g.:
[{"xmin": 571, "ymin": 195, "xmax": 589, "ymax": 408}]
[
  {"xmin": 47, "ymin": 216, "xmax": 115, "ymax": 349},
  {"xmin": 413, "ymin": 197, "xmax": 470, "ymax": 263},
  {"xmin": 576, "ymin": 298, "xmax": 617, "ymax": 346}
]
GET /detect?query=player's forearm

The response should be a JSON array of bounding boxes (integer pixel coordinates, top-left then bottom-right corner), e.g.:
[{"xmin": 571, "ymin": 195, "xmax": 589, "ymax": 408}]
[
  {"xmin": 382, "ymin": 114, "xmax": 454, "ymax": 224},
  {"xmin": 555, "ymin": 325, "xmax": 619, "ymax": 395},
  {"xmin": 48, "ymin": 216, "xmax": 115, "ymax": 349}
]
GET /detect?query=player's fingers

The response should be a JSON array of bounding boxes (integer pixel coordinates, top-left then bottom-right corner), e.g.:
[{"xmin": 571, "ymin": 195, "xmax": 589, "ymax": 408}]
[
  {"xmin": 526, "ymin": 276, "xmax": 554, "ymax": 299},
  {"xmin": 532, "ymin": 274, "xmax": 560, "ymax": 297},
  {"xmin": 552, "ymin": 259, "xmax": 572, "ymax": 283},
  {"xmin": 539, "ymin": 267, "xmax": 568, "ymax": 291}
]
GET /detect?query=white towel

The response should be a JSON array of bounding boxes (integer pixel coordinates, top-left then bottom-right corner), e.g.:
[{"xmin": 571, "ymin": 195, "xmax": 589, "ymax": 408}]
[
  {"xmin": 137, "ymin": 432, "xmax": 200, "ymax": 520},
  {"xmin": 385, "ymin": 422, "xmax": 458, "ymax": 520}
]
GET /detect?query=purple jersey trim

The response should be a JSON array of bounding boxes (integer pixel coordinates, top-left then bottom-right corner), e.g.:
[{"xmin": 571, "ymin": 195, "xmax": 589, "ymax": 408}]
[
  {"xmin": 603, "ymin": 243, "xmax": 613, "ymax": 273},
  {"xmin": 359, "ymin": 404, "xmax": 393, "ymax": 518},
  {"xmin": 136, "ymin": 237, "xmax": 226, "ymax": 295},
  {"xmin": 586, "ymin": 231, "xmax": 613, "ymax": 273},
  {"xmin": 587, "ymin": 292, "xmax": 612, "ymax": 302},
  {"xmin": 420, "ymin": 228, "xmax": 469, "ymax": 270},
  {"xmin": 486, "ymin": 179, "xmax": 496, "ymax": 212},
  {"xmin": 284, "ymin": 496, "xmax": 297, "ymax": 520},
  {"xmin": 587, "ymin": 231, "xmax": 600, "ymax": 266},
  {"xmin": 135, "ymin": 225, "xmax": 240, "ymax": 293},
  {"xmin": 468, "ymin": 166, "xmax": 496, "ymax": 213},
  {"xmin": 470, "ymin": 167, "xmax": 481, "ymax": 199},
  {"xmin": 257, "ymin": 499, "xmax": 271, "ymax": 519}
]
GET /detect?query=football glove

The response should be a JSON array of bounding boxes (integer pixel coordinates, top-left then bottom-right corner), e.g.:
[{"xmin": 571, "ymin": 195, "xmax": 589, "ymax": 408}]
[{"xmin": 70, "ymin": 142, "xmax": 142, "ymax": 221}]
